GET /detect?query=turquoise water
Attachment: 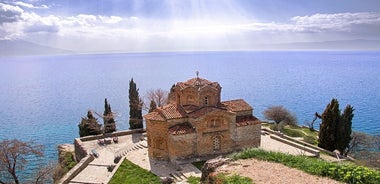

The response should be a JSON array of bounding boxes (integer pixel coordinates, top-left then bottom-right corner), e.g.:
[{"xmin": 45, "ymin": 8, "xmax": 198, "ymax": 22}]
[{"xmin": 0, "ymin": 51, "xmax": 379, "ymax": 177}]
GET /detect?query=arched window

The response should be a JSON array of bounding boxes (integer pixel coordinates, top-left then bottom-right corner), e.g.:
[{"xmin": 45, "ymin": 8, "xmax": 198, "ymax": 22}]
[
  {"xmin": 209, "ymin": 118, "xmax": 221, "ymax": 128},
  {"xmin": 213, "ymin": 136, "xmax": 221, "ymax": 151}
]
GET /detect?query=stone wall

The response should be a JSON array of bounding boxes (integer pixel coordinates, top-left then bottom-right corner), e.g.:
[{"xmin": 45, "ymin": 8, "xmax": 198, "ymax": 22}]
[
  {"xmin": 167, "ymin": 133, "xmax": 197, "ymax": 162},
  {"xmin": 236, "ymin": 123, "xmax": 261, "ymax": 149},
  {"xmin": 146, "ymin": 120, "xmax": 169, "ymax": 160},
  {"xmin": 194, "ymin": 111, "xmax": 236, "ymax": 156},
  {"xmin": 74, "ymin": 138, "xmax": 87, "ymax": 161}
]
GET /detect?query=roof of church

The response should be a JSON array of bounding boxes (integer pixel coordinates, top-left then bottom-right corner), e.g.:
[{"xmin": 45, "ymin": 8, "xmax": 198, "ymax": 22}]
[
  {"xmin": 187, "ymin": 106, "xmax": 231, "ymax": 118},
  {"xmin": 177, "ymin": 77, "xmax": 220, "ymax": 90},
  {"xmin": 159, "ymin": 104, "xmax": 187, "ymax": 119},
  {"xmin": 222, "ymin": 99, "xmax": 253, "ymax": 112},
  {"xmin": 168, "ymin": 122, "xmax": 195, "ymax": 135},
  {"xmin": 144, "ymin": 104, "xmax": 187, "ymax": 121},
  {"xmin": 236, "ymin": 115, "xmax": 260, "ymax": 127},
  {"xmin": 145, "ymin": 99, "xmax": 254, "ymax": 121},
  {"xmin": 144, "ymin": 111, "xmax": 166, "ymax": 121},
  {"xmin": 236, "ymin": 119, "xmax": 261, "ymax": 127}
]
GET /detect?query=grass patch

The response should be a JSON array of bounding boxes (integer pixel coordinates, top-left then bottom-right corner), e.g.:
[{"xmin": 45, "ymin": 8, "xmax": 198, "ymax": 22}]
[
  {"xmin": 214, "ymin": 173, "xmax": 253, "ymax": 184},
  {"xmin": 266, "ymin": 123, "xmax": 319, "ymax": 145},
  {"xmin": 282, "ymin": 128, "xmax": 305, "ymax": 137},
  {"xmin": 192, "ymin": 161, "xmax": 206, "ymax": 170},
  {"xmin": 187, "ymin": 176, "xmax": 201, "ymax": 184},
  {"xmin": 229, "ymin": 148, "xmax": 380, "ymax": 184},
  {"xmin": 109, "ymin": 159, "xmax": 161, "ymax": 184}
]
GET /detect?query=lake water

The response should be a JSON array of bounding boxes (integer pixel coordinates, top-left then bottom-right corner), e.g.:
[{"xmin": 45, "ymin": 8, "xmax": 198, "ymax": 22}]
[{"xmin": 0, "ymin": 51, "xmax": 379, "ymax": 178}]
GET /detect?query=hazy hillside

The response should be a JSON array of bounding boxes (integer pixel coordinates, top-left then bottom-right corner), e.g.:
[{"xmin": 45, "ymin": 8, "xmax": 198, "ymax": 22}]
[
  {"xmin": 0, "ymin": 40, "xmax": 72, "ymax": 56},
  {"xmin": 259, "ymin": 39, "xmax": 380, "ymax": 50}
]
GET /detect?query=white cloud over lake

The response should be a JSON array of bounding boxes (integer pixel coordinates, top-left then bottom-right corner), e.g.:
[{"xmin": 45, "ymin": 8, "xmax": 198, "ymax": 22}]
[{"xmin": 1, "ymin": 1, "xmax": 380, "ymax": 52}]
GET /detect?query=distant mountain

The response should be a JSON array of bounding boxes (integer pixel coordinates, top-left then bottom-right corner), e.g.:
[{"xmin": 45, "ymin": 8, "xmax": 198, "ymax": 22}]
[
  {"xmin": 258, "ymin": 39, "xmax": 380, "ymax": 51},
  {"xmin": 0, "ymin": 40, "xmax": 72, "ymax": 56}
]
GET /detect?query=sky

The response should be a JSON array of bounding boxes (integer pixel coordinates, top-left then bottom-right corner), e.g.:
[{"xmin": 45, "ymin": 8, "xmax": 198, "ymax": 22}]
[{"xmin": 1, "ymin": 0, "xmax": 380, "ymax": 52}]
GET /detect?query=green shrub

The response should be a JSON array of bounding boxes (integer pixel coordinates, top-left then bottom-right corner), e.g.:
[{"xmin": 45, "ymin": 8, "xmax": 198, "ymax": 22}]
[{"xmin": 229, "ymin": 148, "xmax": 380, "ymax": 184}]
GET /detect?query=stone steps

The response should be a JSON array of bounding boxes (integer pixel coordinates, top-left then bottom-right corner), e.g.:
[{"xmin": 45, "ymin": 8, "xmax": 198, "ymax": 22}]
[
  {"xmin": 169, "ymin": 172, "xmax": 187, "ymax": 182},
  {"xmin": 116, "ymin": 142, "xmax": 148, "ymax": 157}
]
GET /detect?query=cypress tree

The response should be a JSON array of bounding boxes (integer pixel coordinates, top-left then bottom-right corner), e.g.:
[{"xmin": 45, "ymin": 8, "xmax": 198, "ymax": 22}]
[
  {"xmin": 318, "ymin": 99, "xmax": 340, "ymax": 151},
  {"xmin": 103, "ymin": 98, "xmax": 116, "ymax": 133},
  {"xmin": 337, "ymin": 105, "xmax": 354, "ymax": 154},
  {"xmin": 318, "ymin": 99, "xmax": 354, "ymax": 153},
  {"xmin": 149, "ymin": 100, "xmax": 157, "ymax": 113},
  {"xmin": 129, "ymin": 78, "xmax": 143, "ymax": 129}
]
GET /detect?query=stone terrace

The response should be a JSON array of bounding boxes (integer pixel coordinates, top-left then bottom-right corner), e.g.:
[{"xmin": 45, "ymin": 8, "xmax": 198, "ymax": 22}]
[{"xmin": 63, "ymin": 129, "xmax": 332, "ymax": 184}]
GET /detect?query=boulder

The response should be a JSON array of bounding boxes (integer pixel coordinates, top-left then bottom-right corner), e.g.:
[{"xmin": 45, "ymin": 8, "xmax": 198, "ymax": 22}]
[{"xmin": 200, "ymin": 156, "xmax": 231, "ymax": 183}]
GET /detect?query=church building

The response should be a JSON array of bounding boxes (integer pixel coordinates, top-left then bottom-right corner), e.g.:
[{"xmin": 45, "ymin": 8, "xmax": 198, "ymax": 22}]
[{"xmin": 144, "ymin": 75, "xmax": 261, "ymax": 163}]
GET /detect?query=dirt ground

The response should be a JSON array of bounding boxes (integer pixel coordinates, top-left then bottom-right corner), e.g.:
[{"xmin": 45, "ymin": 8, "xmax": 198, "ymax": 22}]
[{"xmin": 216, "ymin": 159, "xmax": 342, "ymax": 184}]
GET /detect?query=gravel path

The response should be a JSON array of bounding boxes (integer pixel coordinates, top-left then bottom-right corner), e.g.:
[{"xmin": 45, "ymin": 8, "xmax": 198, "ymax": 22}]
[{"xmin": 216, "ymin": 159, "xmax": 342, "ymax": 184}]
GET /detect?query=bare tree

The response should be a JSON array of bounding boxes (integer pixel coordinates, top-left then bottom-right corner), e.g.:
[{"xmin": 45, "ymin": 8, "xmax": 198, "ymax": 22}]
[
  {"xmin": 263, "ymin": 106, "xmax": 297, "ymax": 131},
  {"xmin": 347, "ymin": 132, "xmax": 380, "ymax": 168},
  {"xmin": 34, "ymin": 162, "xmax": 55, "ymax": 184},
  {"xmin": 0, "ymin": 139, "xmax": 44, "ymax": 184},
  {"xmin": 144, "ymin": 88, "xmax": 168, "ymax": 109}
]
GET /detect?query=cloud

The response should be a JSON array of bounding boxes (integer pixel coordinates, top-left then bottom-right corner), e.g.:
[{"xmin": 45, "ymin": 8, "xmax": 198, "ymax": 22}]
[
  {"xmin": 14, "ymin": 1, "xmax": 48, "ymax": 9},
  {"xmin": 291, "ymin": 12, "xmax": 380, "ymax": 32},
  {"xmin": 0, "ymin": 3, "xmax": 24, "ymax": 23},
  {"xmin": 1, "ymin": 0, "xmax": 380, "ymax": 51}
]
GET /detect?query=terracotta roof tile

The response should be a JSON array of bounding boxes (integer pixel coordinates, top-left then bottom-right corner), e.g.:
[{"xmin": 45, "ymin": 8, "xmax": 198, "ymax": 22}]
[
  {"xmin": 222, "ymin": 99, "xmax": 253, "ymax": 112},
  {"xmin": 236, "ymin": 115, "xmax": 260, "ymax": 127},
  {"xmin": 188, "ymin": 106, "xmax": 229, "ymax": 118},
  {"xmin": 168, "ymin": 122, "xmax": 195, "ymax": 135},
  {"xmin": 177, "ymin": 77, "xmax": 220, "ymax": 90},
  {"xmin": 144, "ymin": 111, "xmax": 165, "ymax": 121},
  {"xmin": 236, "ymin": 120, "xmax": 261, "ymax": 127},
  {"xmin": 159, "ymin": 104, "xmax": 187, "ymax": 119}
]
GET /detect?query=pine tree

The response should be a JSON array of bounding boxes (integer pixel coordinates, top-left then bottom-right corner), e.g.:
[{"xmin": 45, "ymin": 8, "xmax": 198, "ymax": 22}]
[
  {"xmin": 149, "ymin": 100, "xmax": 157, "ymax": 113},
  {"xmin": 78, "ymin": 110, "xmax": 101, "ymax": 137},
  {"xmin": 103, "ymin": 98, "xmax": 116, "ymax": 133},
  {"xmin": 129, "ymin": 78, "xmax": 143, "ymax": 129}
]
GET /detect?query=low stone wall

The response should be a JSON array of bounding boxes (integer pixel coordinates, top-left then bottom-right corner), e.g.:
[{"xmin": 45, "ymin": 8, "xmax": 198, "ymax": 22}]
[
  {"xmin": 269, "ymin": 135, "xmax": 320, "ymax": 157},
  {"xmin": 79, "ymin": 128, "xmax": 146, "ymax": 142},
  {"xmin": 262, "ymin": 127, "xmax": 335, "ymax": 156},
  {"xmin": 75, "ymin": 129, "xmax": 146, "ymax": 161},
  {"xmin": 58, "ymin": 155, "xmax": 94, "ymax": 184}
]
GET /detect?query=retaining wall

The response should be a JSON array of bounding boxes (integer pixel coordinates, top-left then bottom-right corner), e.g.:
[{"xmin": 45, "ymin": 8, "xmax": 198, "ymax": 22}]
[
  {"xmin": 61, "ymin": 129, "xmax": 146, "ymax": 183},
  {"xmin": 262, "ymin": 127, "xmax": 336, "ymax": 156},
  {"xmin": 58, "ymin": 155, "xmax": 94, "ymax": 184}
]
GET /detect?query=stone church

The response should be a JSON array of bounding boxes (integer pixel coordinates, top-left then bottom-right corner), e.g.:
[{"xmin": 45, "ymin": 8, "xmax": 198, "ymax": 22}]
[{"xmin": 144, "ymin": 76, "xmax": 261, "ymax": 163}]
